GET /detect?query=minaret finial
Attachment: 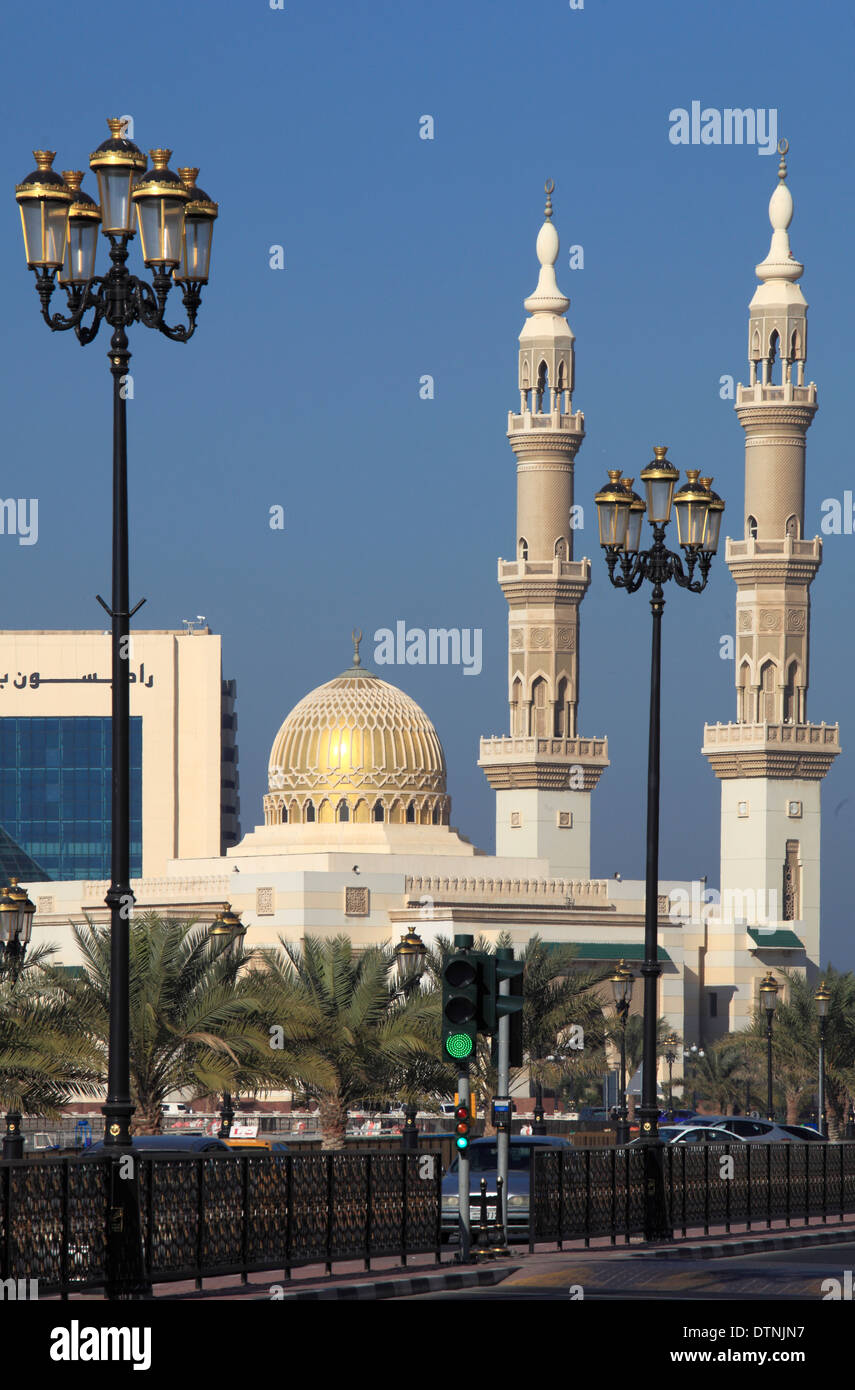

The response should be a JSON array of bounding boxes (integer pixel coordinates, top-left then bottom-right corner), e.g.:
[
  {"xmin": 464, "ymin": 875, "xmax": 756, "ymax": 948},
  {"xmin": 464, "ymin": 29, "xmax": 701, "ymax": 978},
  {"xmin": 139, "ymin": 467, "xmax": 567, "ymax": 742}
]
[
  {"xmin": 544, "ymin": 178, "xmax": 554, "ymax": 220},
  {"xmin": 351, "ymin": 628, "xmax": 363, "ymax": 666},
  {"xmin": 777, "ymin": 137, "xmax": 789, "ymax": 182}
]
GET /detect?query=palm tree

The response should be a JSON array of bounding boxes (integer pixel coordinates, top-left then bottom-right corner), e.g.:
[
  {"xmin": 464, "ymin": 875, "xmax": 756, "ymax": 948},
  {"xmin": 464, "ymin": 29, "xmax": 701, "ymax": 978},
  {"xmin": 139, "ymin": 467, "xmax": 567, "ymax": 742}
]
[
  {"xmin": 0, "ymin": 944, "xmax": 103, "ymax": 1119},
  {"xmin": 256, "ymin": 934, "xmax": 450, "ymax": 1149},
  {"xmin": 688, "ymin": 1039, "xmax": 752, "ymax": 1115},
  {"xmin": 617, "ymin": 1014, "xmax": 672, "ymax": 1122},
  {"xmin": 44, "ymin": 912, "xmax": 281, "ymax": 1132},
  {"xmin": 745, "ymin": 967, "xmax": 855, "ymax": 1133}
]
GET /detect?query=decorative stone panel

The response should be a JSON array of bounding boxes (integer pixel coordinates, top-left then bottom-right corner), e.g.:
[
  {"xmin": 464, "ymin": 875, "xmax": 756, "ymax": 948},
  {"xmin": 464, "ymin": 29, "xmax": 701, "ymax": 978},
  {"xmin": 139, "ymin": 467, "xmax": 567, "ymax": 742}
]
[
  {"xmin": 256, "ymin": 886, "xmax": 275, "ymax": 916},
  {"xmin": 345, "ymin": 886, "xmax": 370, "ymax": 916}
]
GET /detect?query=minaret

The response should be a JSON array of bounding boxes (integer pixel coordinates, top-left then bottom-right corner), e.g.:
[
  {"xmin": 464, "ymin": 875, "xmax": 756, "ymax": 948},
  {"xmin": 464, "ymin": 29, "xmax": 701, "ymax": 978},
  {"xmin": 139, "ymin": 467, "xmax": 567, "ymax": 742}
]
[
  {"xmin": 479, "ymin": 183, "xmax": 608, "ymax": 876},
  {"xmin": 702, "ymin": 144, "xmax": 840, "ymax": 1018}
]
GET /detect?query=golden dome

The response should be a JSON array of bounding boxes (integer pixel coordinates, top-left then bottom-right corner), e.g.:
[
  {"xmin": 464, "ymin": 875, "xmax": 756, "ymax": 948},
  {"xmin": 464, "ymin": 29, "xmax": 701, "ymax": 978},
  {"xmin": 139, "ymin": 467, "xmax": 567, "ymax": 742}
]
[{"xmin": 264, "ymin": 637, "xmax": 450, "ymax": 828}]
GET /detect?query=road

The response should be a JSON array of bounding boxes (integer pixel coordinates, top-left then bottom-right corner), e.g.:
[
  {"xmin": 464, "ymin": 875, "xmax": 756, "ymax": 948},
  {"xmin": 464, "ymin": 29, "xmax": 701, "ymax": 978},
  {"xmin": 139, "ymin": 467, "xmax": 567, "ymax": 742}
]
[{"xmin": 393, "ymin": 1237, "xmax": 855, "ymax": 1299}]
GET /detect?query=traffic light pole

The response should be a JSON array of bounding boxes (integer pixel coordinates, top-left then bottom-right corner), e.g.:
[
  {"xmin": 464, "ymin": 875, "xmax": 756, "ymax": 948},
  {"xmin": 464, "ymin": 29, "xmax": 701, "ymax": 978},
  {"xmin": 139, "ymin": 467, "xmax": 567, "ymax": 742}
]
[
  {"xmin": 457, "ymin": 1067, "xmax": 471, "ymax": 1262},
  {"xmin": 496, "ymin": 958, "xmax": 511, "ymax": 1241}
]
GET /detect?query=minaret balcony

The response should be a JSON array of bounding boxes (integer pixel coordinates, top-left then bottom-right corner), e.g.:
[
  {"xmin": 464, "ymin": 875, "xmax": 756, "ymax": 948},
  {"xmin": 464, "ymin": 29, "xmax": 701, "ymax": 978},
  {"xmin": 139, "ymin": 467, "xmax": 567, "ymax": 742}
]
[
  {"xmin": 508, "ymin": 408, "xmax": 584, "ymax": 434},
  {"xmin": 479, "ymin": 734, "xmax": 609, "ymax": 791},
  {"xmin": 725, "ymin": 535, "xmax": 821, "ymax": 585},
  {"xmin": 498, "ymin": 555, "xmax": 591, "ymax": 605},
  {"xmin": 736, "ymin": 381, "xmax": 817, "ymax": 407},
  {"xmin": 702, "ymin": 720, "xmax": 840, "ymax": 779}
]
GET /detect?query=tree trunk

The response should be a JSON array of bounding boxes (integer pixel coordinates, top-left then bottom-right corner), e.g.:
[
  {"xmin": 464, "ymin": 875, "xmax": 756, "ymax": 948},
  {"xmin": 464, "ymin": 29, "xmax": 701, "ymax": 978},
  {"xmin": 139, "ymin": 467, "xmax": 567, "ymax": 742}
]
[
  {"xmin": 786, "ymin": 1091, "xmax": 800, "ymax": 1124},
  {"xmin": 319, "ymin": 1094, "xmax": 348, "ymax": 1150},
  {"xmin": 134, "ymin": 1099, "xmax": 163, "ymax": 1135}
]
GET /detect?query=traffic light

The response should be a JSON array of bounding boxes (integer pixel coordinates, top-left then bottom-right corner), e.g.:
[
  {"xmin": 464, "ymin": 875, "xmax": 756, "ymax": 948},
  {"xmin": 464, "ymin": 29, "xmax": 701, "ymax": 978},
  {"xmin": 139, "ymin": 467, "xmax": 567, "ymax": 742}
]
[
  {"xmin": 489, "ymin": 950, "xmax": 524, "ymax": 1067},
  {"xmin": 442, "ymin": 949, "xmax": 478, "ymax": 1061},
  {"xmin": 454, "ymin": 1102, "xmax": 471, "ymax": 1152},
  {"xmin": 479, "ymin": 953, "xmax": 524, "ymax": 1034}
]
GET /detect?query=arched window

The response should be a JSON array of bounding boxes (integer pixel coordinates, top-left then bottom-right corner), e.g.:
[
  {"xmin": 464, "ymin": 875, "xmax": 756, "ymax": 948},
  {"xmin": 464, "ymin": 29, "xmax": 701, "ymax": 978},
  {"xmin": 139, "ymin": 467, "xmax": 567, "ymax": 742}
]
[
  {"xmin": 510, "ymin": 676, "xmax": 523, "ymax": 736},
  {"xmin": 783, "ymin": 841, "xmax": 800, "ymax": 920},
  {"xmin": 747, "ymin": 516, "xmax": 758, "ymax": 540},
  {"xmin": 337, "ymin": 800, "xmax": 350, "ymax": 823},
  {"xmin": 737, "ymin": 661, "xmax": 750, "ymax": 723},
  {"xmin": 759, "ymin": 660, "xmax": 777, "ymax": 723},
  {"xmin": 373, "ymin": 800, "xmax": 385, "ymax": 823},
  {"xmin": 783, "ymin": 662, "xmax": 799, "ymax": 723},
  {"xmin": 536, "ymin": 360, "xmax": 548, "ymax": 411},
  {"xmin": 554, "ymin": 676, "xmax": 569, "ymax": 737},
  {"xmin": 304, "ymin": 800, "xmax": 315, "ymax": 823},
  {"xmin": 280, "ymin": 804, "xmax": 288, "ymax": 824},
  {"xmin": 432, "ymin": 805, "xmax": 440, "ymax": 825},
  {"xmin": 518, "ymin": 537, "xmax": 528, "ymax": 560},
  {"xmin": 405, "ymin": 801, "xmax": 416, "ymax": 824},
  {"xmin": 785, "ymin": 514, "xmax": 799, "ymax": 539},
  {"xmin": 769, "ymin": 329, "xmax": 779, "ymax": 374},
  {"xmin": 531, "ymin": 677, "xmax": 548, "ymax": 737},
  {"xmin": 554, "ymin": 538, "xmax": 567, "ymax": 561}
]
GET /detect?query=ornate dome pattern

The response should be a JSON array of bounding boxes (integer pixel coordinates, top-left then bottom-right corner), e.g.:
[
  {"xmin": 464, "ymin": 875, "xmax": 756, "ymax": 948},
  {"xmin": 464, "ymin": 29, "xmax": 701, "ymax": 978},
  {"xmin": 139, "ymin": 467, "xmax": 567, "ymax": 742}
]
[{"xmin": 263, "ymin": 659, "xmax": 450, "ymax": 827}]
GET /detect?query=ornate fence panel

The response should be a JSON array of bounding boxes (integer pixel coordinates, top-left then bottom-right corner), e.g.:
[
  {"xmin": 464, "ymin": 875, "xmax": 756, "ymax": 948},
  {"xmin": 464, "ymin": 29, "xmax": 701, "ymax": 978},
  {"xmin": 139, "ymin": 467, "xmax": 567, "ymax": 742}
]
[
  {"xmin": 532, "ymin": 1142, "xmax": 855, "ymax": 1247},
  {"xmin": 529, "ymin": 1146, "xmax": 647, "ymax": 1247},
  {"xmin": 0, "ymin": 1149, "xmax": 442, "ymax": 1295}
]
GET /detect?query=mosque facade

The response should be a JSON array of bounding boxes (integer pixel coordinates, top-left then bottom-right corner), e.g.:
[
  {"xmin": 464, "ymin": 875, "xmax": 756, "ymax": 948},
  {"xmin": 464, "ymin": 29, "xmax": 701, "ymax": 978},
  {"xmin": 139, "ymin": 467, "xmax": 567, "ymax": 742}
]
[{"xmin": 26, "ymin": 156, "xmax": 836, "ymax": 1065}]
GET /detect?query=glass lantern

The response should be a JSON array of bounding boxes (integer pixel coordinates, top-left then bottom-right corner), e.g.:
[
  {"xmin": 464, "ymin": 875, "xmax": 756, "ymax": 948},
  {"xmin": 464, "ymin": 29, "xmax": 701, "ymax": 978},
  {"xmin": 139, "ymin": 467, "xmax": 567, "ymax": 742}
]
[
  {"xmin": 15, "ymin": 151, "xmax": 71, "ymax": 269},
  {"xmin": 89, "ymin": 118, "xmax": 147, "ymax": 236}
]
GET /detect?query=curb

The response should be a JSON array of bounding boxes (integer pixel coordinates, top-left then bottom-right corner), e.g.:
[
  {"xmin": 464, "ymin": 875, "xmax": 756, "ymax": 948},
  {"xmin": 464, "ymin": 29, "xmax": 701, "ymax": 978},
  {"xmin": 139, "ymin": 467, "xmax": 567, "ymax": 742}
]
[
  {"xmin": 636, "ymin": 1225, "xmax": 855, "ymax": 1261},
  {"xmin": 266, "ymin": 1264, "xmax": 519, "ymax": 1300}
]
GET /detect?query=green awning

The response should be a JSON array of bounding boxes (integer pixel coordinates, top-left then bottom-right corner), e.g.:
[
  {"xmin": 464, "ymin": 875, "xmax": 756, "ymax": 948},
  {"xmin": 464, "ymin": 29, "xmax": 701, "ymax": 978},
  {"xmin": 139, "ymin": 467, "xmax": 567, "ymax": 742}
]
[
  {"xmin": 747, "ymin": 928, "xmax": 804, "ymax": 950},
  {"xmin": 545, "ymin": 942, "xmax": 672, "ymax": 963}
]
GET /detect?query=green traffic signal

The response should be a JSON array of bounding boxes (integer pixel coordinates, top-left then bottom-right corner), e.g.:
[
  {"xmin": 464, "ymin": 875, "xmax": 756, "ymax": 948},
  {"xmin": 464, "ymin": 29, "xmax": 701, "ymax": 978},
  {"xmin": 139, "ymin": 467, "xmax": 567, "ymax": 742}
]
[{"xmin": 442, "ymin": 951, "xmax": 478, "ymax": 1060}]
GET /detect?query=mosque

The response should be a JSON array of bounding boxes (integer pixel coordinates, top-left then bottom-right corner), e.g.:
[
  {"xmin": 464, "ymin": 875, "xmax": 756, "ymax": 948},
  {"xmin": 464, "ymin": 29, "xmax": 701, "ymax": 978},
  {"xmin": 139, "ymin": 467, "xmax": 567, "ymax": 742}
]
[{"xmin": 31, "ymin": 150, "xmax": 839, "ymax": 1061}]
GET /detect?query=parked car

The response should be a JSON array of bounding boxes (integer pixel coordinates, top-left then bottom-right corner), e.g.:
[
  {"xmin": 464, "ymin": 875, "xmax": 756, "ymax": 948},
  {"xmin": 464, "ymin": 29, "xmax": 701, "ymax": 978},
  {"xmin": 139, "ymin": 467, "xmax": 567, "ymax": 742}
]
[
  {"xmin": 777, "ymin": 1123, "xmax": 828, "ymax": 1142},
  {"xmin": 686, "ymin": 1116, "xmax": 801, "ymax": 1142},
  {"xmin": 628, "ymin": 1124, "xmax": 747, "ymax": 1146},
  {"xmin": 441, "ymin": 1135, "xmax": 570, "ymax": 1242},
  {"xmin": 86, "ymin": 1135, "xmax": 231, "ymax": 1155}
]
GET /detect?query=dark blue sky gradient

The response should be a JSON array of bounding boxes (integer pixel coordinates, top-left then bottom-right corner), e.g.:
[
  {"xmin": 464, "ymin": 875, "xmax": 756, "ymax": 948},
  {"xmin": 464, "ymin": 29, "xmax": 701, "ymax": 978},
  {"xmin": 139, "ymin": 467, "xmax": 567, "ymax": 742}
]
[{"xmin": 2, "ymin": 0, "xmax": 853, "ymax": 963}]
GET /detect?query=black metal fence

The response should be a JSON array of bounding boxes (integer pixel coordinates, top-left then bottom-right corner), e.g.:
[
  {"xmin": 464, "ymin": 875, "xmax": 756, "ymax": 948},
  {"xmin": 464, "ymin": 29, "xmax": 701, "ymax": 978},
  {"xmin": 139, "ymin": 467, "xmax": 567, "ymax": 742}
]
[
  {"xmin": 530, "ymin": 1142, "xmax": 855, "ymax": 1247},
  {"xmin": 0, "ymin": 1150, "xmax": 443, "ymax": 1296}
]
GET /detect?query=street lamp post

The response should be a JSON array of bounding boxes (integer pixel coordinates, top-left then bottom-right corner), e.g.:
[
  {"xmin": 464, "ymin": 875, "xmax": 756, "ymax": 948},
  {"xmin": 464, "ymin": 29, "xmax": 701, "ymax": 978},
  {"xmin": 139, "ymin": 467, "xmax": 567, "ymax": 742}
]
[
  {"xmin": 0, "ymin": 879, "xmax": 36, "ymax": 1159},
  {"xmin": 759, "ymin": 972, "xmax": 779, "ymax": 1123},
  {"xmin": 595, "ymin": 449, "xmax": 724, "ymax": 1240},
  {"xmin": 683, "ymin": 1044, "xmax": 705, "ymax": 1112},
  {"xmin": 15, "ymin": 122, "xmax": 216, "ymax": 1297},
  {"xmin": 609, "ymin": 960, "xmax": 634, "ymax": 1144},
  {"xmin": 664, "ymin": 1033, "xmax": 679, "ymax": 1121},
  {"xmin": 394, "ymin": 929, "xmax": 427, "ymax": 1151},
  {"xmin": 815, "ymin": 981, "xmax": 830, "ymax": 1140},
  {"xmin": 209, "ymin": 907, "xmax": 247, "ymax": 1140}
]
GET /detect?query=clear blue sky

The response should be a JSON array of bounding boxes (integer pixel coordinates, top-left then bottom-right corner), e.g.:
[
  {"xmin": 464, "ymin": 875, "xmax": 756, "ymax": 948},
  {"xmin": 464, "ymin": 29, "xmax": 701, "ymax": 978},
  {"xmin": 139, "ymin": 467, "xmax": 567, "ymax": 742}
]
[{"xmin": 2, "ymin": 0, "xmax": 853, "ymax": 965}]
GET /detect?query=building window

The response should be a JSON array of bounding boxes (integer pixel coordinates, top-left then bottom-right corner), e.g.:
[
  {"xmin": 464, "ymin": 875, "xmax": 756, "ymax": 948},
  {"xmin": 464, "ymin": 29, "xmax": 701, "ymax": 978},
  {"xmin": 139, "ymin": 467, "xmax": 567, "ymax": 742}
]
[
  {"xmin": 0, "ymin": 716, "xmax": 142, "ymax": 881},
  {"xmin": 372, "ymin": 800, "xmax": 384, "ymax": 823},
  {"xmin": 787, "ymin": 800, "xmax": 802, "ymax": 818},
  {"xmin": 337, "ymin": 801, "xmax": 350, "ymax": 823},
  {"xmin": 304, "ymin": 801, "xmax": 315, "ymax": 823},
  {"xmin": 783, "ymin": 840, "xmax": 800, "ymax": 920},
  {"xmin": 708, "ymin": 991, "xmax": 718, "ymax": 1019},
  {"xmin": 405, "ymin": 802, "xmax": 416, "ymax": 824},
  {"xmin": 510, "ymin": 811, "xmax": 522, "ymax": 828},
  {"xmin": 737, "ymin": 800, "xmax": 749, "ymax": 817},
  {"xmin": 747, "ymin": 516, "xmax": 758, "ymax": 540},
  {"xmin": 556, "ymin": 811, "xmax": 572, "ymax": 828}
]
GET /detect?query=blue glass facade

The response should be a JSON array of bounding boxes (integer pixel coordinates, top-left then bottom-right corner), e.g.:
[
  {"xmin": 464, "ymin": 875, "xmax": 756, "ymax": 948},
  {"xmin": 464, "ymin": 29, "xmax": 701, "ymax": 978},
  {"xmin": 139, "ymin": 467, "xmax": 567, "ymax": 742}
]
[{"xmin": 0, "ymin": 717, "xmax": 142, "ymax": 881}]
